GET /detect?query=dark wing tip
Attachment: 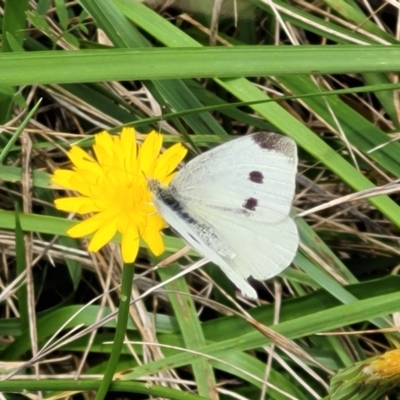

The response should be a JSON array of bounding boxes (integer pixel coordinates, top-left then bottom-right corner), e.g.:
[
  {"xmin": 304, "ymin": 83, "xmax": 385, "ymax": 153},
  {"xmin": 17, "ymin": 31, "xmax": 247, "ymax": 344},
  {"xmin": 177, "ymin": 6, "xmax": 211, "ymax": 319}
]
[{"xmin": 251, "ymin": 132, "xmax": 296, "ymax": 160}]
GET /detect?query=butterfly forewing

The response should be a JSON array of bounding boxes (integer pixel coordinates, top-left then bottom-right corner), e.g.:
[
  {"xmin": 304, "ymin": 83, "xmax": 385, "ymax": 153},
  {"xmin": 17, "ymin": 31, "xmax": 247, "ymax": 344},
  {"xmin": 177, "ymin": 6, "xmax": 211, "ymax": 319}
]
[{"xmin": 171, "ymin": 132, "xmax": 297, "ymax": 224}]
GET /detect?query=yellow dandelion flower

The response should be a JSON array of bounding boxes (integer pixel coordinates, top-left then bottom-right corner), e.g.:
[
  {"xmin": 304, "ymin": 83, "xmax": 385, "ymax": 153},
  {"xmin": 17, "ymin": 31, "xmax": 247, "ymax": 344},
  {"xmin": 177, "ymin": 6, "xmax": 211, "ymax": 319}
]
[
  {"xmin": 329, "ymin": 349, "xmax": 400, "ymax": 399},
  {"xmin": 363, "ymin": 349, "xmax": 400, "ymax": 381},
  {"xmin": 52, "ymin": 127, "xmax": 187, "ymax": 263}
]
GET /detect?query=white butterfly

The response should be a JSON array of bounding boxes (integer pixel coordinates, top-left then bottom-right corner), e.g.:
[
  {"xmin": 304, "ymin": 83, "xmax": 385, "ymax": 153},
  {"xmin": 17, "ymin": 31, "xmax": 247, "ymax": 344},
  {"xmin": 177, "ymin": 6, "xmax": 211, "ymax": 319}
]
[{"xmin": 149, "ymin": 132, "xmax": 298, "ymax": 298}]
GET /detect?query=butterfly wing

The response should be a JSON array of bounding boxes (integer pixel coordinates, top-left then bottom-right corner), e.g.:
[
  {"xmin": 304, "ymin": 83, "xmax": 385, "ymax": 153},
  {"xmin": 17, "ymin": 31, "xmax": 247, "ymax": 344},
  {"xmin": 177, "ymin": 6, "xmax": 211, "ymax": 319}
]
[
  {"xmin": 203, "ymin": 210, "xmax": 298, "ymax": 287},
  {"xmin": 149, "ymin": 190, "xmax": 259, "ymax": 298},
  {"xmin": 171, "ymin": 132, "xmax": 297, "ymax": 224},
  {"xmin": 150, "ymin": 132, "xmax": 298, "ymax": 298}
]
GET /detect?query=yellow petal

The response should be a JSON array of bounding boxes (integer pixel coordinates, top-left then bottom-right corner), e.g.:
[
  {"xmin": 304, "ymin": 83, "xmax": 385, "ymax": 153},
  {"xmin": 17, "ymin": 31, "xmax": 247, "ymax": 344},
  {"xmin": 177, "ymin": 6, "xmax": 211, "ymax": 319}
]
[
  {"xmin": 154, "ymin": 143, "xmax": 187, "ymax": 181},
  {"xmin": 163, "ymin": 172, "xmax": 176, "ymax": 185},
  {"xmin": 142, "ymin": 214, "xmax": 166, "ymax": 256},
  {"xmin": 139, "ymin": 131, "xmax": 162, "ymax": 174},
  {"xmin": 55, "ymin": 197, "xmax": 101, "ymax": 214},
  {"xmin": 88, "ymin": 221, "xmax": 117, "ymax": 252},
  {"xmin": 68, "ymin": 146, "xmax": 97, "ymax": 171},
  {"xmin": 68, "ymin": 173, "xmax": 102, "ymax": 196},
  {"xmin": 121, "ymin": 127, "xmax": 137, "ymax": 167},
  {"xmin": 52, "ymin": 170, "xmax": 76, "ymax": 189},
  {"xmin": 146, "ymin": 213, "xmax": 167, "ymax": 231},
  {"xmin": 121, "ymin": 224, "xmax": 139, "ymax": 262},
  {"xmin": 143, "ymin": 229, "xmax": 165, "ymax": 256},
  {"xmin": 67, "ymin": 217, "xmax": 103, "ymax": 237},
  {"xmin": 93, "ymin": 131, "xmax": 114, "ymax": 165}
]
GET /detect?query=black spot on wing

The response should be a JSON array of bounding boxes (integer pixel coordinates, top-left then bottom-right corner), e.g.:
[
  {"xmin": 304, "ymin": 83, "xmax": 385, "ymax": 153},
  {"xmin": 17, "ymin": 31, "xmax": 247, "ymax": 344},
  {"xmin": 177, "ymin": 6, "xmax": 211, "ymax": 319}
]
[
  {"xmin": 249, "ymin": 170, "xmax": 263, "ymax": 184},
  {"xmin": 243, "ymin": 197, "xmax": 258, "ymax": 211}
]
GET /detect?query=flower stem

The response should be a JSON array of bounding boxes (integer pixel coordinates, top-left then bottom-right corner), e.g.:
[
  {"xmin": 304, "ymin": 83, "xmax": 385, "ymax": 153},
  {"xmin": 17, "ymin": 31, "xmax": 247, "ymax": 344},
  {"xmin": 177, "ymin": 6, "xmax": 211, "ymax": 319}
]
[{"xmin": 95, "ymin": 263, "xmax": 135, "ymax": 400}]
